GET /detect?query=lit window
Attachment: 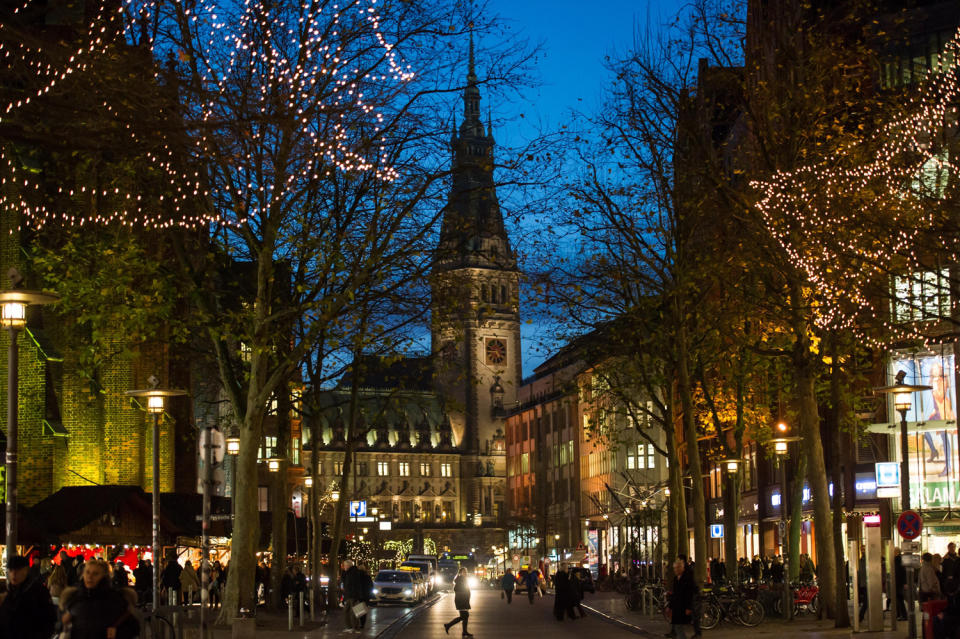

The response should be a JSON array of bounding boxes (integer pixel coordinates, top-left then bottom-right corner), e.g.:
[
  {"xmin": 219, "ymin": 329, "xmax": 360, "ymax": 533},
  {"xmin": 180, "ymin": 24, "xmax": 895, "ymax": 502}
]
[
  {"xmin": 420, "ymin": 462, "xmax": 432, "ymax": 477},
  {"xmin": 292, "ymin": 437, "xmax": 301, "ymax": 466},
  {"xmin": 334, "ymin": 461, "xmax": 343, "ymax": 475},
  {"xmin": 893, "ymin": 269, "xmax": 950, "ymax": 322},
  {"xmin": 258, "ymin": 486, "xmax": 269, "ymax": 512},
  {"xmin": 377, "ymin": 461, "xmax": 390, "ymax": 476},
  {"xmin": 520, "ymin": 453, "xmax": 530, "ymax": 474},
  {"xmin": 258, "ymin": 436, "xmax": 277, "ymax": 460},
  {"xmin": 399, "ymin": 462, "xmax": 410, "ymax": 477},
  {"xmin": 440, "ymin": 463, "xmax": 452, "ymax": 477}
]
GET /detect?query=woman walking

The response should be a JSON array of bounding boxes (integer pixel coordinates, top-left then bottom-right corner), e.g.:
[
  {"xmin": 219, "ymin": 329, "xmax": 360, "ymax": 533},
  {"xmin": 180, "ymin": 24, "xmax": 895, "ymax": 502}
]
[
  {"xmin": 60, "ymin": 559, "xmax": 139, "ymax": 639},
  {"xmin": 443, "ymin": 567, "xmax": 474, "ymax": 638}
]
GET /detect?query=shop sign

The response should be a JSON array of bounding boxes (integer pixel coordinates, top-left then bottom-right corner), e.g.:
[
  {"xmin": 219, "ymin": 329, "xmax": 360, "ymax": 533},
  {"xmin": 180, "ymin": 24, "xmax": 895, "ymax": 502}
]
[{"xmin": 911, "ymin": 481, "xmax": 960, "ymax": 509}]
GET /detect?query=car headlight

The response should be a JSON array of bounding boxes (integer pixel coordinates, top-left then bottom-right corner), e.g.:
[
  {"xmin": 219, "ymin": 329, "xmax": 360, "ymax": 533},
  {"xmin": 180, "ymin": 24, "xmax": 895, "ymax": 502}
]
[
  {"xmin": 372, "ymin": 588, "xmax": 379, "ymax": 595},
  {"xmin": 467, "ymin": 576, "xmax": 479, "ymax": 589},
  {"xmin": 403, "ymin": 588, "xmax": 414, "ymax": 596}
]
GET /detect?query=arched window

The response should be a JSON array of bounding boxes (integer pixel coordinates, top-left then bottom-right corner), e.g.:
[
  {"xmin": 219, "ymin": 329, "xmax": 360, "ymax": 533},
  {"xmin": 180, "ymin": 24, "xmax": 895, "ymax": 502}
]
[
  {"xmin": 490, "ymin": 285, "xmax": 497, "ymax": 304},
  {"xmin": 500, "ymin": 285, "xmax": 507, "ymax": 304},
  {"xmin": 481, "ymin": 285, "xmax": 488, "ymax": 303}
]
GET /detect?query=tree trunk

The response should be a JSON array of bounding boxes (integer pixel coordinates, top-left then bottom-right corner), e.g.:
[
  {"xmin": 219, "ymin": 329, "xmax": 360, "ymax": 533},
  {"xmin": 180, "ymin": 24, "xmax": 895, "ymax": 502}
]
[
  {"xmin": 269, "ymin": 388, "xmax": 291, "ymax": 611},
  {"xmin": 677, "ymin": 325, "xmax": 706, "ymax": 584},
  {"xmin": 794, "ymin": 354, "xmax": 836, "ymax": 618},
  {"xmin": 665, "ymin": 391, "xmax": 682, "ymax": 564},
  {"xmin": 724, "ymin": 470, "xmax": 740, "ymax": 584},
  {"xmin": 217, "ymin": 411, "xmax": 265, "ymax": 623},
  {"xmin": 829, "ymin": 345, "xmax": 850, "ymax": 628},
  {"xmin": 789, "ymin": 452, "xmax": 805, "ymax": 582}
]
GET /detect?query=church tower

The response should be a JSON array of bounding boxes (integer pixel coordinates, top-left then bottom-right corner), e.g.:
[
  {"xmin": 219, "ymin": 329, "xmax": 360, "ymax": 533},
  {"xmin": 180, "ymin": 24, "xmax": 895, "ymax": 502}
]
[{"xmin": 432, "ymin": 35, "xmax": 520, "ymax": 525}]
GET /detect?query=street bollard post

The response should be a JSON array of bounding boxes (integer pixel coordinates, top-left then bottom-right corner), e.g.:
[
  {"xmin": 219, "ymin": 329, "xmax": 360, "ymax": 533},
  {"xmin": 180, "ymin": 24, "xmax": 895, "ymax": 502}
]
[
  {"xmin": 300, "ymin": 591, "xmax": 305, "ymax": 626},
  {"xmin": 288, "ymin": 595, "xmax": 294, "ymax": 631}
]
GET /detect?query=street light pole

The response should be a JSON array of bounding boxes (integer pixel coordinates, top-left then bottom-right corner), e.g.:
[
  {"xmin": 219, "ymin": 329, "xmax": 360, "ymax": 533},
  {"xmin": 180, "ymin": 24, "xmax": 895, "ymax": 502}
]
[
  {"xmin": 126, "ymin": 377, "xmax": 187, "ymax": 625},
  {"xmin": 875, "ymin": 371, "xmax": 931, "ymax": 639},
  {"xmin": 0, "ymin": 275, "xmax": 57, "ymax": 566}
]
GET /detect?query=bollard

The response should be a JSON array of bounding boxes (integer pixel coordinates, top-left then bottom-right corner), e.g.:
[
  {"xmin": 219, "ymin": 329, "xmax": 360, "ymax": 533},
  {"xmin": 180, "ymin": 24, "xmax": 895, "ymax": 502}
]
[
  {"xmin": 288, "ymin": 595, "xmax": 294, "ymax": 631},
  {"xmin": 310, "ymin": 588, "xmax": 315, "ymax": 622},
  {"xmin": 300, "ymin": 591, "xmax": 305, "ymax": 627}
]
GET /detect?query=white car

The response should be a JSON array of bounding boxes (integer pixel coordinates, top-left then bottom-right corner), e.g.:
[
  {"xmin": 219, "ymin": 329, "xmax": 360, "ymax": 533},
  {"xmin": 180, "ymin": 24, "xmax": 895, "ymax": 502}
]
[{"xmin": 370, "ymin": 570, "xmax": 419, "ymax": 605}]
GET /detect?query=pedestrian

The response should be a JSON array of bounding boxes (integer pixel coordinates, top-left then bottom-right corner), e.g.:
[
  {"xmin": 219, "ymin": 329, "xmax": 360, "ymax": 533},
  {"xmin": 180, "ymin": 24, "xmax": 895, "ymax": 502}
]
[
  {"xmin": 47, "ymin": 562, "xmax": 68, "ymax": 604},
  {"xmin": 180, "ymin": 560, "xmax": 200, "ymax": 605},
  {"xmin": 500, "ymin": 568, "xmax": 516, "ymax": 603},
  {"xmin": 770, "ymin": 556, "xmax": 785, "ymax": 584},
  {"xmin": 160, "ymin": 557, "xmax": 182, "ymax": 604},
  {"xmin": 132, "ymin": 560, "xmax": 151, "ymax": 605},
  {"xmin": 340, "ymin": 559, "xmax": 365, "ymax": 633},
  {"xmin": 281, "ymin": 565, "xmax": 296, "ymax": 604},
  {"xmin": 894, "ymin": 548, "xmax": 907, "ymax": 620},
  {"xmin": 357, "ymin": 563, "xmax": 374, "ymax": 630},
  {"xmin": 60, "ymin": 559, "xmax": 139, "ymax": 639},
  {"xmin": 524, "ymin": 566, "xmax": 540, "ymax": 604},
  {"xmin": 0, "ymin": 555, "xmax": 56, "ymax": 639},
  {"xmin": 942, "ymin": 543, "xmax": 959, "ymax": 595},
  {"xmin": 750, "ymin": 555, "xmax": 762, "ymax": 583},
  {"xmin": 920, "ymin": 553, "xmax": 942, "ymax": 602},
  {"xmin": 443, "ymin": 567, "xmax": 473, "ymax": 637},
  {"xmin": 669, "ymin": 559, "xmax": 697, "ymax": 639},
  {"xmin": 113, "ymin": 562, "xmax": 130, "ymax": 589},
  {"xmin": 569, "ymin": 566, "xmax": 587, "ymax": 618},
  {"xmin": 553, "ymin": 563, "xmax": 574, "ymax": 621}
]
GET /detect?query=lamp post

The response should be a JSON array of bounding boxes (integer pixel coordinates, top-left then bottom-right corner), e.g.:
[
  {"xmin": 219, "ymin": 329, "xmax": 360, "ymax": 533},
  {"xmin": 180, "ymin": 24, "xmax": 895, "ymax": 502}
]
[
  {"xmin": 126, "ymin": 377, "xmax": 187, "ymax": 619},
  {"xmin": 0, "ymin": 273, "xmax": 56, "ymax": 565},
  {"xmin": 875, "ymin": 370, "xmax": 931, "ymax": 639},
  {"xmin": 770, "ymin": 432, "xmax": 800, "ymax": 621}
]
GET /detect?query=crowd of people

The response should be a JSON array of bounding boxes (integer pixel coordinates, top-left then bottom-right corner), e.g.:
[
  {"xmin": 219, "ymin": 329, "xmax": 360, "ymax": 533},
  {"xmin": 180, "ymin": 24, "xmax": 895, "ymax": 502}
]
[
  {"xmin": 914, "ymin": 542, "xmax": 960, "ymax": 639},
  {"xmin": 704, "ymin": 553, "xmax": 816, "ymax": 586}
]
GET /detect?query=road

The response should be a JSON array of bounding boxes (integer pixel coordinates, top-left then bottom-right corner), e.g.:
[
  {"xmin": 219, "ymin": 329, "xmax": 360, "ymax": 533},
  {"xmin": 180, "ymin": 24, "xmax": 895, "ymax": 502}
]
[{"xmin": 390, "ymin": 587, "xmax": 642, "ymax": 639}]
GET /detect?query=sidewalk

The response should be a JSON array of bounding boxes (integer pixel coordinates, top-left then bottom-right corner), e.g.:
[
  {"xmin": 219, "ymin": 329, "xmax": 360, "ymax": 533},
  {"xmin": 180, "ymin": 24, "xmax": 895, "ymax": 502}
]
[{"xmin": 580, "ymin": 591, "xmax": 911, "ymax": 639}]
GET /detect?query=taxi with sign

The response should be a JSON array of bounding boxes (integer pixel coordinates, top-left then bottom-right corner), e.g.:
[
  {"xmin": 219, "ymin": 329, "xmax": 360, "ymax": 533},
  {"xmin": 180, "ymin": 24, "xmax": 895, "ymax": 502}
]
[{"xmin": 371, "ymin": 570, "xmax": 421, "ymax": 605}]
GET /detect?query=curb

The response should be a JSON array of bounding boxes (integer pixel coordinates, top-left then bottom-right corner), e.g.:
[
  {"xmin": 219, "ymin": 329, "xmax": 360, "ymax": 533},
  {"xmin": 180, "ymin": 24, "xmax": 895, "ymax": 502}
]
[{"xmin": 374, "ymin": 592, "xmax": 445, "ymax": 639}]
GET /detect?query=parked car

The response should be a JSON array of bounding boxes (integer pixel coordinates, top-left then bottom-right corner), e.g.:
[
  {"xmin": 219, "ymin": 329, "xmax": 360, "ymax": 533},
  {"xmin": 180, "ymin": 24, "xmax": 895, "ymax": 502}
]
[
  {"xmin": 570, "ymin": 567, "xmax": 596, "ymax": 594},
  {"xmin": 370, "ymin": 570, "xmax": 420, "ymax": 606},
  {"xmin": 399, "ymin": 561, "xmax": 435, "ymax": 593}
]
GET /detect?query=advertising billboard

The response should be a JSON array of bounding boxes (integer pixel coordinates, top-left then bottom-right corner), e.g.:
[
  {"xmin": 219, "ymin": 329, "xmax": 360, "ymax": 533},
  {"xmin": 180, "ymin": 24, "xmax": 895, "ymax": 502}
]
[{"xmin": 889, "ymin": 350, "xmax": 960, "ymax": 510}]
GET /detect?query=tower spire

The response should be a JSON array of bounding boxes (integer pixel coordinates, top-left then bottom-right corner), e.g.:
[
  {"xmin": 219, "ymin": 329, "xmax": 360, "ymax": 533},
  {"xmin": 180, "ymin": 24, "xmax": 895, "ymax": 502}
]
[{"xmin": 468, "ymin": 28, "xmax": 476, "ymax": 84}]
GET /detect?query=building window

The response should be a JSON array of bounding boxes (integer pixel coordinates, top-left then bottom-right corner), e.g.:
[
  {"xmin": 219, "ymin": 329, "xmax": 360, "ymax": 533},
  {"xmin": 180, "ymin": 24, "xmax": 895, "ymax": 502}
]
[
  {"xmin": 440, "ymin": 463, "xmax": 452, "ymax": 477},
  {"xmin": 892, "ymin": 268, "xmax": 950, "ymax": 322},
  {"xmin": 258, "ymin": 436, "xmax": 278, "ymax": 460},
  {"xmin": 334, "ymin": 461, "xmax": 343, "ymax": 476},
  {"xmin": 520, "ymin": 453, "xmax": 530, "ymax": 474},
  {"xmin": 420, "ymin": 462, "xmax": 432, "ymax": 477},
  {"xmin": 356, "ymin": 462, "xmax": 369, "ymax": 476},
  {"xmin": 292, "ymin": 437, "xmax": 301, "ymax": 466},
  {"xmin": 377, "ymin": 461, "xmax": 390, "ymax": 476},
  {"xmin": 258, "ymin": 486, "xmax": 269, "ymax": 512},
  {"xmin": 316, "ymin": 461, "xmax": 323, "ymax": 475},
  {"xmin": 399, "ymin": 462, "xmax": 410, "ymax": 477}
]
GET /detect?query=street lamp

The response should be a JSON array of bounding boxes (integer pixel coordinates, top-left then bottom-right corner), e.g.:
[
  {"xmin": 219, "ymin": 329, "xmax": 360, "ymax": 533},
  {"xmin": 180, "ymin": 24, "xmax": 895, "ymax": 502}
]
[
  {"xmin": 723, "ymin": 458, "xmax": 741, "ymax": 474},
  {"xmin": 875, "ymin": 370, "xmax": 932, "ymax": 510},
  {"xmin": 875, "ymin": 370, "xmax": 931, "ymax": 639},
  {"xmin": 0, "ymin": 273, "xmax": 57, "ymax": 565},
  {"xmin": 769, "ymin": 431, "xmax": 800, "ymax": 622},
  {"xmin": 126, "ymin": 377, "xmax": 187, "ymax": 617},
  {"xmin": 224, "ymin": 429, "xmax": 241, "ymax": 456}
]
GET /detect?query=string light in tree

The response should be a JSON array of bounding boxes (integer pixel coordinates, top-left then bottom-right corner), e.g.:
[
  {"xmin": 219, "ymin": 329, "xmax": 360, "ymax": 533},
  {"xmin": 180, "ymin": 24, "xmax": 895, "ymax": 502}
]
[{"xmin": 752, "ymin": 26, "xmax": 960, "ymax": 348}]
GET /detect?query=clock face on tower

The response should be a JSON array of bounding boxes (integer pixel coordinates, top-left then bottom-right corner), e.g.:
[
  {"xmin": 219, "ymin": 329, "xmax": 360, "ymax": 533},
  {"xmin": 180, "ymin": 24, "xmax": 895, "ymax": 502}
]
[{"xmin": 485, "ymin": 338, "xmax": 507, "ymax": 365}]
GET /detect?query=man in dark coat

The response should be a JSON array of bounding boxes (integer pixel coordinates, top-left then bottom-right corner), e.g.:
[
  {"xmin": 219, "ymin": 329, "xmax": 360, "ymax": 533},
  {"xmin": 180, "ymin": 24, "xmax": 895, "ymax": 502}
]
[
  {"xmin": 669, "ymin": 559, "xmax": 697, "ymax": 639},
  {"xmin": 524, "ymin": 567, "xmax": 540, "ymax": 604},
  {"xmin": 340, "ymin": 560, "xmax": 365, "ymax": 631},
  {"xmin": 943, "ymin": 543, "xmax": 959, "ymax": 595},
  {"xmin": 552, "ymin": 564, "xmax": 574, "ymax": 621},
  {"xmin": 160, "ymin": 558, "xmax": 182, "ymax": 603},
  {"xmin": 0, "ymin": 556, "xmax": 56, "ymax": 639},
  {"xmin": 500, "ymin": 568, "xmax": 516, "ymax": 604},
  {"xmin": 894, "ymin": 548, "xmax": 907, "ymax": 620}
]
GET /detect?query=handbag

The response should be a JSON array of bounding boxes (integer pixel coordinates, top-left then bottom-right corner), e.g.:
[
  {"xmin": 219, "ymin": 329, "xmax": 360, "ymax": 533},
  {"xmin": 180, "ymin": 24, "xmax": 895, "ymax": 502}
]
[{"xmin": 351, "ymin": 602, "xmax": 368, "ymax": 618}]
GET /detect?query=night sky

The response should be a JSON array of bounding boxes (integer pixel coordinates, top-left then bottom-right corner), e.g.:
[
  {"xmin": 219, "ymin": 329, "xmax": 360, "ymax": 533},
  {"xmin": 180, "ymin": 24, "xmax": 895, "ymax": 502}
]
[{"xmin": 484, "ymin": 0, "xmax": 686, "ymax": 376}]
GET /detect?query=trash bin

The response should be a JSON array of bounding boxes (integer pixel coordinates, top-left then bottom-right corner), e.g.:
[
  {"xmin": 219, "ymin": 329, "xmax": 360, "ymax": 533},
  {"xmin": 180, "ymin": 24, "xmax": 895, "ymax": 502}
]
[{"xmin": 921, "ymin": 599, "xmax": 948, "ymax": 639}]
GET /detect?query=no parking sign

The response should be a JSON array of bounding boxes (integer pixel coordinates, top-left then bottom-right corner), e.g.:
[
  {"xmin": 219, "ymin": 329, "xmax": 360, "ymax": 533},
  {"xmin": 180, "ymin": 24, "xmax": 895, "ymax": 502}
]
[{"xmin": 897, "ymin": 510, "xmax": 923, "ymax": 540}]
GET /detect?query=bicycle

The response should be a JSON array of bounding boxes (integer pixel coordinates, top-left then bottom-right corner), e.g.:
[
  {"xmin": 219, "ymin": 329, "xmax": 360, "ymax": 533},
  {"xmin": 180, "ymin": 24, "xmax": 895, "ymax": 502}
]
[
  {"xmin": 773, "ymin": 582, "xmax": 819, "ymax": 616},
  {"xmin": 698, "ymin": 585, "xmax": 765, "ymax": 628}
]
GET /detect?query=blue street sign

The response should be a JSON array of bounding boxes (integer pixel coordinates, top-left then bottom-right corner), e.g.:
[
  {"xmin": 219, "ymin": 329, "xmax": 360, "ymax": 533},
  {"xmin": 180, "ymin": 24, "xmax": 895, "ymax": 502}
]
[
  {"xmin": 350, "ymin": 500, "xmax": 367, "ymax": 517},
  {"xmin": 710, "ymin": 524, "xmax": 723, "ymax": 539},
  {"xmin": 875, "ymin": 462, "xmax": 900, "ymax": 488}
]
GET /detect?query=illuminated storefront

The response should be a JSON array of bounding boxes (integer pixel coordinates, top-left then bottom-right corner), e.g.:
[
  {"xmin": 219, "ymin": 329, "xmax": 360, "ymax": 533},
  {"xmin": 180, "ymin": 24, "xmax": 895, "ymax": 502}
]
[{"xmin": 869, "ymin": 347, "xmax": 960, "ymax": 552}]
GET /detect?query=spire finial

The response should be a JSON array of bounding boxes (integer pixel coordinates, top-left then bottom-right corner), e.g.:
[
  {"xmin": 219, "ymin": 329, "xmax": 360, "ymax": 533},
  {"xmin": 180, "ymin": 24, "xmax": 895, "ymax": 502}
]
[{"xmin": 468, "ymin": 26, "xmax": 476, "ymax": 83}]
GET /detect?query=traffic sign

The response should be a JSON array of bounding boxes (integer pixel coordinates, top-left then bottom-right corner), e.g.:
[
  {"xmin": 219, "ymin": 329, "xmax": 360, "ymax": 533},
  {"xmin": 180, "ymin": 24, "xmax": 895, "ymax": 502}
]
[
  {"xmin": 710, "ymin": 524, "xmax": 723, "ymax": 538},
  {"xmin": 349, "ymin": 500, "xmax": 367, "ymax": 517},
  {"xmin": 897, "ymin": 509, "xmax": 923, "ymax": 540}
]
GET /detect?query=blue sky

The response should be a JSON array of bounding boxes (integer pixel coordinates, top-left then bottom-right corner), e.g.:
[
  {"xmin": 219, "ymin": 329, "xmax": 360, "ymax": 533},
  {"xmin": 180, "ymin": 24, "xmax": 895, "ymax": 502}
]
[{"xmin": 482, "ymin": 0, "xmax": 685, "ymax": 375}]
